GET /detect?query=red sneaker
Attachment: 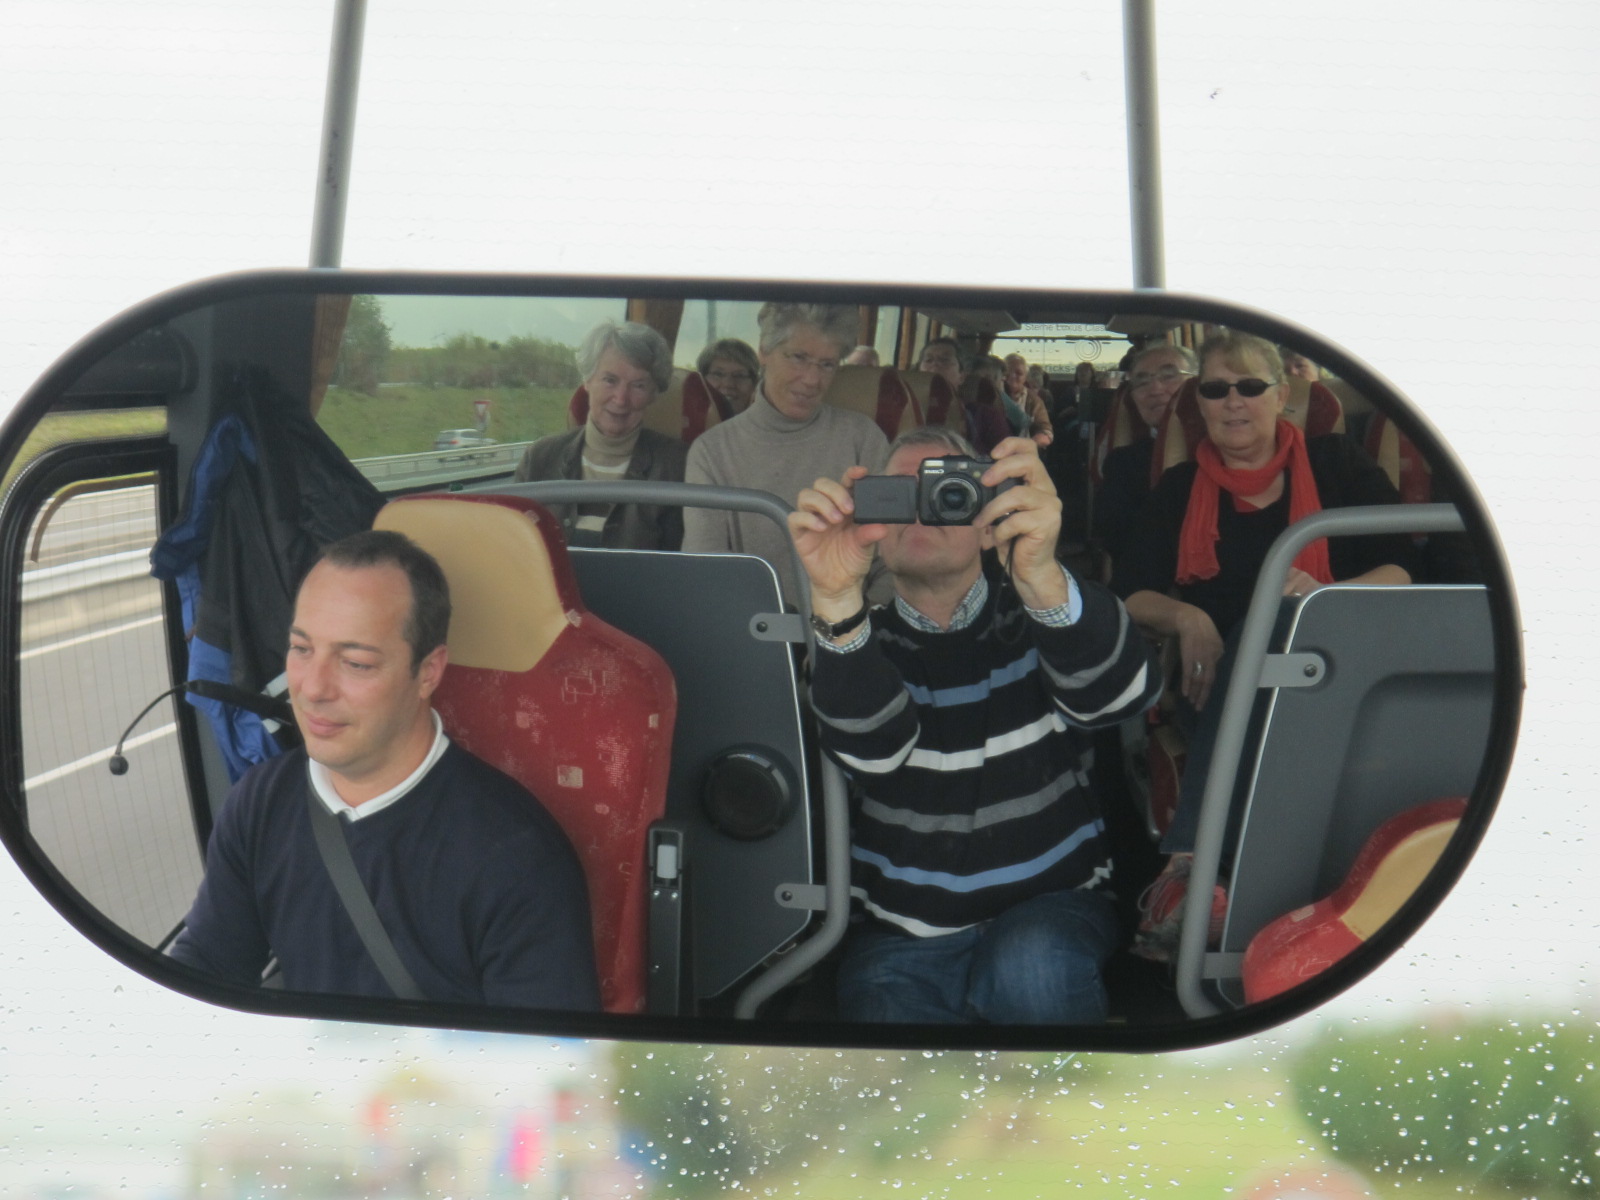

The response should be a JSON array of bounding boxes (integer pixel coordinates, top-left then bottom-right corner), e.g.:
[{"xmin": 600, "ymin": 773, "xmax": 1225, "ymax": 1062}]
[{"xmin": 1131, "ymin": 854, "xmax": 1227, "ymax": 963}]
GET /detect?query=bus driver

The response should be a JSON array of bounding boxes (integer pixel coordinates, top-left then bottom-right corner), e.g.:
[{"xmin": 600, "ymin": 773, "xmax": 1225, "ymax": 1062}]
[
  {"xmin": 789, "ymin": 430, "xmax": 1160, "ymax": 1024},
  {"xmin": 168, "ymin": 531, "xmax": 599, "ymax": 1010}
]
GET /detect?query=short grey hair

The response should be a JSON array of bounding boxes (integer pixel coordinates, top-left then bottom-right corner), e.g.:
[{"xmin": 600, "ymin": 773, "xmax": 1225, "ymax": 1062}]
[
  {"xmin": 577, "ymin": 320, "xmax": 674, "ymax": 393},
  {"xmin": 887, "ymin": 425, "xmax": 978, "ymax": 460},
  {"xmin": 1128, "ymin": 341, "xmax": 1198, "ymax": 375},
  {"xmin": 756, "ymin": 302, "xmax": 858, "ymax": 357},
  {"xmin": 695, "ymin": 337, "xmax": 759, "ymax": 378}
]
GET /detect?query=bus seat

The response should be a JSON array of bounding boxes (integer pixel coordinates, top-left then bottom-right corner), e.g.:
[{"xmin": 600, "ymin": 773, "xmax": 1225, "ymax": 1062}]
[
  {"xmin": 1364, "ymin": 412, "xmax": 1433, "ymax": 504},
  {"xmin": 1322, "ymin": 378, "xmax": 1372, "ymax": 425},
  {"xmin": 1240, "ymin": 796, "xmax": 1465, "ymax": 1004},
  {"xmin": 1090, "ymin": 384, "xmax": 1141, "ymax": 488},
  {"xmin": 563, "ymin": 545, "xmax": 818, "ymax": 1011},
  {"xmin": 1284, "ymin": 378, "xmax": 1344, "ymax": 436},
  {"xmin": 1149, "ymin": 378, "xmax": 1345, "ymax": 487},
  {"xmin": 824, "ymin": 365, "xmax": 925, "ymax": 441},
  {"xmin": 1149, "ymin": 378, "xmax": 1209, "ymax": 485},
  {"xmin": 924, "ymin": 373, "xmax": 958, "ymax": 428},
  {"xmin": 1209, "ymin": 585, "xmax": 1493, "ymax": 1003},
  {"xmin": 566, "ymin": 369, "xmax": 725, "ymax": 445},
  {"xmin": 372, "ymin": 493, "xmax": 678, "ymax": 1015}
]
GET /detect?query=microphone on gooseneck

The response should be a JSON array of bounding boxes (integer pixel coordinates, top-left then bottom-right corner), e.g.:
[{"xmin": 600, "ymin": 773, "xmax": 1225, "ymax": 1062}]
[
  {"xmin": 108, "ymin": 681, "xmax": 295, "ymax": 775},
  {"xmin": 108, "ymin": 683, "xmax": 189, "ymax": 776}
]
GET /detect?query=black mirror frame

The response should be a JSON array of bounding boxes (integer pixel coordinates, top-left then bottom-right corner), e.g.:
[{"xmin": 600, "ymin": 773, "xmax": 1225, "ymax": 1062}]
[{"xmin": 0, "ymin": 268, "xmax": 1524, "ymax": 1052}]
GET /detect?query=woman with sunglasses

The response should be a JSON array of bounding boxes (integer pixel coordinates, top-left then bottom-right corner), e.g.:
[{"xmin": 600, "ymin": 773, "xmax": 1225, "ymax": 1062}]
[{"xmin": 1110, "ymin": 331, "xmax": 1414, "ymax": 961}]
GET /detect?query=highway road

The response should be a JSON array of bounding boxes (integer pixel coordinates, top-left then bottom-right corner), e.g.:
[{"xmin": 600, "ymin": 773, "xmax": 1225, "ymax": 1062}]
[{"xmin": 18, "ymin": 486, "xmax": 201, "ymax": 946}]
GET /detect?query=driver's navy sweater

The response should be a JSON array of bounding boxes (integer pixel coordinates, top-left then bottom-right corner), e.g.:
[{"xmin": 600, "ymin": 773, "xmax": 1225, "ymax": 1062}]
[
  {"xmin": 169, "ymin": 744, "xmax": 599, "ymax": 1009},
  {"xmin": 810, "ymin": 576, "xmax": 1159, "ymax": 937}
]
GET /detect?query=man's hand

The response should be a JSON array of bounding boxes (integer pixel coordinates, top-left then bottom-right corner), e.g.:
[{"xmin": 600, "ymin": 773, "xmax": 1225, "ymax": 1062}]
[
  {"xmin": 974, "ymin": 438, "xmax": 1066, "ymax": 609},
  {"xmin": 788, "ymin": 466, "xmax": 888, "ymax": 620}
]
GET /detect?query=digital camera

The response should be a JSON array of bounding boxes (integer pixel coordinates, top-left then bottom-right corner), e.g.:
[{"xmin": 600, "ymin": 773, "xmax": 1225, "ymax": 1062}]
[{"xmin": 852, "ymin": 455, "xmax": 1017, "ymax": 526}]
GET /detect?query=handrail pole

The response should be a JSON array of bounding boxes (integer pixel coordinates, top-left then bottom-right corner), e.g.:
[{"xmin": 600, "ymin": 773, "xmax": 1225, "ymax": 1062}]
[
  {"xmin": 1122, "ymin": 0, "xmax": 1166, "ymax": 289},
  {"xmin": 310, "ymin": 0, "xmax": 369, "ymax": 268}
]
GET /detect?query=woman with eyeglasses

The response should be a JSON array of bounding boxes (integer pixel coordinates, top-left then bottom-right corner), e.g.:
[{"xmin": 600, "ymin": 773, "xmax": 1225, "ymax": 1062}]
[
  {"xmin": 696, "ymin": 337, "xmax": 760, "ymax": 414},
  {"xmin": 1092, "ymin": 342, "xmax": 1198, "ymax": 564},
  {"xmin": 1110, "ymin": 331, "xmax": 1413, "ymax": 962}
]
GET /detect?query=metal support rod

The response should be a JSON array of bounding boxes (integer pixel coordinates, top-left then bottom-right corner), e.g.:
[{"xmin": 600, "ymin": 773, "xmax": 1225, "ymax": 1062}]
[
  {"xmin": 309, "ymin": 0, "xmax": 369, "ymax": 269},
  {"xmin": 1122, "ymin": 0, "xmax": 1166, "ymax": 289},
  {"xmin": 1173, "ymin": 504, "xmax": 1469, "ymax": 1018}
]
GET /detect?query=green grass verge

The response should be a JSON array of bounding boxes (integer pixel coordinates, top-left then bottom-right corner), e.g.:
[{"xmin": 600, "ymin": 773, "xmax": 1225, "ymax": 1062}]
[
  {"xmin": 317, "ymin": 384, "xmax": 572, "ymax": 459},
  {"xmin": 2, "ymin": 408, "xmax": 167, "ymax": 491}
]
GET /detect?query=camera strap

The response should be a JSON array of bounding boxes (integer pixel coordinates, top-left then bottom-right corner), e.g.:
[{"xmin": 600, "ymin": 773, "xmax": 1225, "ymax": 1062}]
[{"xmin": 305, "ymin": 790, "xmax": 427, "ymax": 1001}]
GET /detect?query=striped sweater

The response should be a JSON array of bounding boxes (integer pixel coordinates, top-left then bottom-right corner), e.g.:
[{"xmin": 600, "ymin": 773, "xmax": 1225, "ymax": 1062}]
[{"xmin": 811, "ymin": 572, "xmax": 1159, "ymax": 937}]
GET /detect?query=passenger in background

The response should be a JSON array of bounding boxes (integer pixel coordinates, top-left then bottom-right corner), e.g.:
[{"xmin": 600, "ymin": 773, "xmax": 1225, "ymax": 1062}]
[
  {"xmin": 1002, "ymin": 353, "xmax": 1054, "ymax": 447},
  {"xmin": 696, "ymin": 338, "xmax": 760, "ymax": 414},
  {"xmin": 684, "ymin": 302, "xmax": 891, "ymax": 605},
  {"xmin": 844, "ymin": 345, "xmax": 881, "ymax": 367},
  {"xmin": 1281, "ymin": 348, "xmax": 1324, "ymax": 382},
  {"xmin": 1111, "ymin": 332, "xmax": 1414, "ymax": 962},
  {"xmin": 952, "ymin": 354, "xmax": 1013, "ymax": 456},
  {"xmin": 1092, "ymin": 342, "xmax": 1197, "ymax": 564},
  {"xmin": 514, "ymin": 321, "xmax": 686, "ymax": 550}
]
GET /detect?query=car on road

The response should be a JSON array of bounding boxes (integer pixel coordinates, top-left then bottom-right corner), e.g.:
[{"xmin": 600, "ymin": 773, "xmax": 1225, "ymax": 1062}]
[{"xmin": 432, "ymin": 428, "xmax": 496, "ymax": 451}]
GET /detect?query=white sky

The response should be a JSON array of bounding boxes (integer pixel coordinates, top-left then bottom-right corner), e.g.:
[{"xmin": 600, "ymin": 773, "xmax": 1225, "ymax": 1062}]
[{"xmin": 2, "ymin": 0, "xmax": 1598, "ymax": 1193}]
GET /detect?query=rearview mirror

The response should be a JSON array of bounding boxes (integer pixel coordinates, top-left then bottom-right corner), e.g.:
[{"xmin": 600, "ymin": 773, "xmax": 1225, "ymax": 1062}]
[{"xmin": 0, "ymin": 270, "xmax": 1520, "ymax": 1050}]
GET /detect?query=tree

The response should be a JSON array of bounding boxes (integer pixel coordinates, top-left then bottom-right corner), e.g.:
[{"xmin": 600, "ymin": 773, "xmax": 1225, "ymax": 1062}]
[{"xmin": 333, "ymin": 294, "xmax": 393, "ymax": 396}]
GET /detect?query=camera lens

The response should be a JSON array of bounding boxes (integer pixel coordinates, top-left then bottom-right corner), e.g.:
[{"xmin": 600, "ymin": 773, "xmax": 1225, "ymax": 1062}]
[{"xmin": 931, "ymin": 476, "xmax": 979, "ymax": 522}]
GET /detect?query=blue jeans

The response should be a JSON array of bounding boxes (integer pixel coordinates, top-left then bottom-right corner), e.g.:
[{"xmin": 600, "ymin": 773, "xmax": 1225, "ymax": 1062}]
[{"xmin": 835, "ymin": 889, "xmax": 1120, "ymax": 1024}]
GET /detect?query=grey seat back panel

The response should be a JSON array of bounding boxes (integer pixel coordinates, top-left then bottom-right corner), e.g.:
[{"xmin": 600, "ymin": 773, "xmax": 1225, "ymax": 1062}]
[
  {"xmin": 1222, "ymin": 585, "xmax": 1493, "ymax": 955},
  {"xmin": 568, "ymin": 547, "xmax": 813, "ymax": 1000}
]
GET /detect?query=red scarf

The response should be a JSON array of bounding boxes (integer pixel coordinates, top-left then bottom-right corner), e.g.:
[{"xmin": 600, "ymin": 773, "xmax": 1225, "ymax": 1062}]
[{"xmin": 1176, "ymin": 420, "xmax": 1333, "ymax": 585}]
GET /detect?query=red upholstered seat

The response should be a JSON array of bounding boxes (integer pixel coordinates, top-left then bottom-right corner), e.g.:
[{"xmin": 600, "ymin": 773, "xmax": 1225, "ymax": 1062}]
[
  {"xmin": 374, "ymin": 493, "xmax": 677, "ymax": 1014},
  {"xmin": 823, "ymin": 365, "xmax": 925, "ymax": 440},
  {"xmin": 1240, "ymin": 796, "xmax": 1465, "ymax": 1004},
  {"xmin": 1364, "ymin": 411, "xmax": 1432, "ymax": 504}
]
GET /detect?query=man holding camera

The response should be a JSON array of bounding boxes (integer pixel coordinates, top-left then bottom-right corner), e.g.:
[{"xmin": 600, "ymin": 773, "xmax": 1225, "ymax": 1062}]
[{"xmin": 789, "ymin": 428, "xmax": 1160, "ymax": 1024}]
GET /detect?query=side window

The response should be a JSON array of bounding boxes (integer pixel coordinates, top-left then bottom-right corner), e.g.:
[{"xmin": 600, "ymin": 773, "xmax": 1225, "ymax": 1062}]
[
  {"xmin": 311, "ymin": 294, "xmax": 615, "ymax": 489},
  {"xmin": 11, "ymin": 445, "xmax": 202, "ymax": 948}
]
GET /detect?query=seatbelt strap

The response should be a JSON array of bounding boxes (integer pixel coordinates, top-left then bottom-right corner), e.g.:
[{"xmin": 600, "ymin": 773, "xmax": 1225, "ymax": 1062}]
[{"xmin": 305, "ymin": 790, "xmax": 427, "ymax": 1001}]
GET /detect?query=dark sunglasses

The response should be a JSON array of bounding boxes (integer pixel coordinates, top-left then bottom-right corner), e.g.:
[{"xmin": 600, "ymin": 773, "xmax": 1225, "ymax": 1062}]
[{"xmin": 1197, "ymin": 377, "xmax": 1277, "ymax": 400}]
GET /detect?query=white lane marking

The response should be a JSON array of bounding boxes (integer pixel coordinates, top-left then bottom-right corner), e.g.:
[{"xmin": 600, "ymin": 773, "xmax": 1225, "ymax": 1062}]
[
  {"xmin": 25, "ymin": 723, "xmax": 176, "ymax": 789},
  {"xmin": 19, "ymin": 614, "xmax": 165, "ymax": 661}
]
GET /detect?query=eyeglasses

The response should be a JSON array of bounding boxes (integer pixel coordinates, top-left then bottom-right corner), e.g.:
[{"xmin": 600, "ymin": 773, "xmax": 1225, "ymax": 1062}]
[
  {"xmin": 705, "ymin": 368, "xmax": 754, "ymax": 385},
  {"xmin": 779, "ymin": 350, "xmax": 841, "ymax": 375},
  {"xmin": 1128, "ymin": 367, "xmax": 1191, "ymax": 391},
  {"xmin": 1197, "ymin": 377, "xmax": 1278, "ymax": 400}
]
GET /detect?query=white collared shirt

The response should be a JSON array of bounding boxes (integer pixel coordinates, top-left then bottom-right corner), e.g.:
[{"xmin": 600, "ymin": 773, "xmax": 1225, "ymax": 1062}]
[{"xmin": 308, "ymin": 710, "xmax": 451, "ymax": 822}]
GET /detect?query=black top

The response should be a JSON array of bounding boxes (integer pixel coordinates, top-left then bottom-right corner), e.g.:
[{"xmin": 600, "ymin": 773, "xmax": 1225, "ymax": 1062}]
[
  {"xmin": 1093, "ymin": 436, "xmax": 1155, "ymax": 563},
  {"xmin": 1111, "ymin": 434, "xmax": 1415, "ymax": 637},
  {"xmin": 169, "ymin": 743, "xmax": 600, "ymax": 1009}
]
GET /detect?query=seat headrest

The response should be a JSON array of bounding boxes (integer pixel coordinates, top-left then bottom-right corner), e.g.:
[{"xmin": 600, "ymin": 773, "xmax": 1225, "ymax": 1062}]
[{"xmin": 374, "ymin": 495, "xmax": 580, "ymax": 673}]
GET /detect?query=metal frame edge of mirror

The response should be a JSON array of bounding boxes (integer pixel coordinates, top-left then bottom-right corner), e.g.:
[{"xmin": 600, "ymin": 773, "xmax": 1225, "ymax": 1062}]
[{"xmin": 0, "ymin": 268, "xmax": 1524, "ymax": 1053}]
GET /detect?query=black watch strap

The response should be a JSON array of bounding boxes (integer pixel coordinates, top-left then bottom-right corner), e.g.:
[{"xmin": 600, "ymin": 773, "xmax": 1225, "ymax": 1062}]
[{"xmin": 810, "ymin": 601, "xmax": 871, "ymax": 640}]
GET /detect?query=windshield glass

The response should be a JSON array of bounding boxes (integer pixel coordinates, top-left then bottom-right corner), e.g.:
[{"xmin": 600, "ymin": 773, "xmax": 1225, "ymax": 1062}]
[{"xmin": 0, "ymin": 3, "xmax": 1589, "ymax": 1197}]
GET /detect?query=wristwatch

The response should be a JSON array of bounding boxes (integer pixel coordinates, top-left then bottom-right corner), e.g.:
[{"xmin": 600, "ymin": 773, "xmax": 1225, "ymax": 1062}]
[{"xmin": 809, "ymin": 601, "xmax": 870, "ymax": 641}]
